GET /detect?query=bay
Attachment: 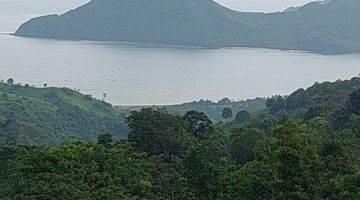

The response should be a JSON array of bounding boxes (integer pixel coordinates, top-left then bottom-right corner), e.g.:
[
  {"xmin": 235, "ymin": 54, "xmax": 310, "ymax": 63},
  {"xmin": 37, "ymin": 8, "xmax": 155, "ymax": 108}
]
[{"xmin": 0, "ymin": 0, "xmax": 359, "ymax": 105}]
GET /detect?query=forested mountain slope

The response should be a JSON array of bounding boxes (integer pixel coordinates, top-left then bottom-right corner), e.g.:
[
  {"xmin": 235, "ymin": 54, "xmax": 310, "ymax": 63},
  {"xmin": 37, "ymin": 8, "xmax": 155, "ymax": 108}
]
[
  {"xmin": 15, "ymin": 0, "xmax": 360, "ymax": 54},
  {"xmin": 265, "ymin": 77, "xmax": 360, "ymax": 134},
  {"xmin": 2, "ymin": 80, "xmax": 360, "ymax": 198},
  {"xmin": 266, "ymin": 77, "xmax": 360, "ymax": 117}
]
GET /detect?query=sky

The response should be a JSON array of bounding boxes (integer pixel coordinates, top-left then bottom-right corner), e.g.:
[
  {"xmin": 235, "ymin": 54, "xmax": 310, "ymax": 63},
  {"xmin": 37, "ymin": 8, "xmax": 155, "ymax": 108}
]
[
  {"xmin": 216, "ymin": 0, "xmax": 316, "ymax": 12},
  {"xmin": 0, "ymin": 0, "xmax": 318, "ymax": 33}
]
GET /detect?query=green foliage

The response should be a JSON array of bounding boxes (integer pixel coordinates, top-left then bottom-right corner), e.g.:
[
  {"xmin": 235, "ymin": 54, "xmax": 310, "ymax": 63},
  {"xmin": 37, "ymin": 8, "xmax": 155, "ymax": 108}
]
[
  {"xmin": 286, "ymin": 89, "xmax": 311, "ymax": 110},
  {"xmin": 184, "ymin": 137, "xmax": 231, "ymax": 199},
  {"xmin": 2, "ymin": 77, "xmax": 360, "ymax": 199},
  {"xmin": 0, "ymin": 82, "xmax": 126, "ymax": 146},
  {"xmin": 230, "ymin": 127, "xmax": 263, "ymax": 165},
  {"xmin": 235, "ymin": 110, "xmax": 251, "ymax": 123},
  {"xmin": 183, "ymin": 110, "xmax": 213, "ymax": 139},
  {"xmin": 225, "ymin": 161, "xmax": 276, "ymax": 200},
  {"xmin": 265, "ymin": 78, "xmax": 360, "ymax": 134},
  {"xmin": 6, "ymin": 78, "xmax": 14, "ymax": 85},
  {"xmin": 157, "ymin": 97, "xmax": 265, "ymax": 121},
  {"xmin": 1, "ymin": 142, "xmax": 154, "ymax": 199},
  {"xmin": 266, "ymin": 95, "xmax": 287, "ymax": 115},
  {"xmin": 97, "ymin": 133, "xmax": 113, "ymax": 148},
  {"xmin": 150, "ymin": 156, "xmax": 195, "ymax": 199},
  {"xmin": 1, "ymin": 106, "xmax": 360, "ymax": 199},
  {"xmin": 350, "ymin": 88, "xmax": 360, "ymax": 114},
  {"xmin": 126, "ymin": 108, "xmax": 186, "ymax": 156},
  {"xmin": 221, "ymin": 107, "xmax": 233, "ymax": 122}
]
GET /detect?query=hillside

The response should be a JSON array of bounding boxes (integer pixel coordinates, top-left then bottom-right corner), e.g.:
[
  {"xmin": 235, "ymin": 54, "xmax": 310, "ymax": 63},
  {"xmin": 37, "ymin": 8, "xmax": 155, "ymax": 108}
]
[
  {"xmin": 265, "ymin": 77, "xmax": 360, "ymax": 131},
  {"xmin": 118, "ymin": 98, "xmax": 265, "ymax": 122},
  {"xmin": 164, "ymin": 98, "xmax": 265, "ymax": 121},
  {"xmin": 266, "ymin": 77, "xmax": 360, "ymax": 116},
  {"xmin": 0, "ymin": 82, "xmax": 126, "ymax": 146},
  {"xmin": 259, "ymin": 0, "xmax": 360, "ymax": 54},
  {"xmin": 1, "ymin": 78, "xmax": 360, "ymax": 199},
  {"xmin": 15, "ymin": 0, "xmax": 360, "ymax": 54}
]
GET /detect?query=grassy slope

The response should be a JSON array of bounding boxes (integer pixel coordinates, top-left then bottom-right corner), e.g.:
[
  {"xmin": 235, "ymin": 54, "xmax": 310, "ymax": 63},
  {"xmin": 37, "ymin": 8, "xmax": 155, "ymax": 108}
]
[{"xmin": 0, "ymin": 83, "xmax": 127, "ymax": 146}]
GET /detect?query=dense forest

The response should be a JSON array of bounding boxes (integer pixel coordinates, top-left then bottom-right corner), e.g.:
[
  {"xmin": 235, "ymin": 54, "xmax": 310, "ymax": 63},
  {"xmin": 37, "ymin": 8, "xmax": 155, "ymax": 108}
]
[
  {"xmin": 119, "ymin": 97, "xmax": 265, "ymax": 122},
  {"xmin": 0, "ymin": 78, "xmax": 263, "ymax": 146},
  {"xmin": 1, "ymin": 78, "xmax": 360, "ymax": 199}
]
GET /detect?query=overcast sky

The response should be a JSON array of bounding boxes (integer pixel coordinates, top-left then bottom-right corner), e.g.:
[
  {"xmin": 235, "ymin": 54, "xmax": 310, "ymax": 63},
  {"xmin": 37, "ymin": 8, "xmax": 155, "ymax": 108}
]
[{"xmin": 216, "ymin": 0, "xmax": 315, "ymax": 12}]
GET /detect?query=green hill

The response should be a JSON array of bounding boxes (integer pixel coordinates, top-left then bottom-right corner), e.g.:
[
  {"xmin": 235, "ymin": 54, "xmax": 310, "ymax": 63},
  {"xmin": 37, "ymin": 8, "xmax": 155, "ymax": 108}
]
[
  {"xmin": 118, "ymin": 98, "xmax": 265, "ymax": 122},
  {"xmin": 0, "ymin": 82, "xmax": 126, "ymax": 146},
  {"xmin": 1, "ymin": 79, "xmax": 360, "ymax": 199},
  {"xmin": 265, "ymin": 77, "xmax": 360, "ymax": 132},
  {"xmin": 15, "ymin": 0, "xmax": 360, "ymax": 54},
  {"xmin": 164, "ymin": 98, "xmax": 265, "ymax": 121},
  {"xmin": 266, "ymin": 77, "xmax": 360, "ymax": 117}
]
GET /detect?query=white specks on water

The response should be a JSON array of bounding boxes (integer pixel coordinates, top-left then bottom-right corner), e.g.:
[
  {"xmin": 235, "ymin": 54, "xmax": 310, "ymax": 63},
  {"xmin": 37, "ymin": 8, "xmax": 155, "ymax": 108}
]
[{"xmin": 0, "ymin": 34, "xmax": 360, "ymax": 105}]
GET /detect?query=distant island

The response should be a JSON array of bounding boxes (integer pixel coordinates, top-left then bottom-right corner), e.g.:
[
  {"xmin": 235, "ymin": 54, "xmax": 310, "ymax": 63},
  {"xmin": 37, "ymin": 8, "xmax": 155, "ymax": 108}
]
[{"xmin": 15, "ymin": 0, "xmax": 360, "ymax": 54}]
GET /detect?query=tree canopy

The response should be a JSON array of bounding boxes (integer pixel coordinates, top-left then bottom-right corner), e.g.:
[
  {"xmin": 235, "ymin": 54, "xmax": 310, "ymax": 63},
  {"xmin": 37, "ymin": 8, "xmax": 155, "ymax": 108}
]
[{"xmin": 1, "ymin": 78, "xmax": 360, "ymax": 199}]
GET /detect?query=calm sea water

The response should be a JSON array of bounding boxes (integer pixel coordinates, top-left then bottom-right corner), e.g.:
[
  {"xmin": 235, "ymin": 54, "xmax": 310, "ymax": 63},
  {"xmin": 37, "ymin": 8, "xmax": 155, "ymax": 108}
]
[{"xmin": 1, "ymin": 1, "xmax": 360, "ymax": 105}]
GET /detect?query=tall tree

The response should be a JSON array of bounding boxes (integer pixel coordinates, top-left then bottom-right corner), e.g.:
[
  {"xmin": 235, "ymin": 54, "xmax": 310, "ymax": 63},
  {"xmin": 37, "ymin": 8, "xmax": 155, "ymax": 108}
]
[
  {"xmin": 235, "ymin": 110, "xmax": 251, "ymax": 123},
  {"xmin": 126, "ymin": 108, "xmax": 185, "ymax": 156},
  {"xmin": 221, "ymin": 107, "xmax": 233, "ymax": 122},
  {"xmin": 350, "ymin": 88, "xmax": 360, "ymax": 114},
  {"xmin": 230, "ymin": 128, "xmax": 263, "ymax": 165},
  {"xmin": 183, "ymin": 110, "xmax": 213, "ymax": 139},
  {"xmin": 6, "ymin": 78, "xmax": 14, "ymax": 85}
]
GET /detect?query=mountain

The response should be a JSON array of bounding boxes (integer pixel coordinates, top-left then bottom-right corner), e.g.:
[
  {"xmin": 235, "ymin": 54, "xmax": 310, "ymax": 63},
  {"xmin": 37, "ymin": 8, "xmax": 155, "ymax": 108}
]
[
  {"xmin": 14, "ymin": 0, "xmax": 360, "ymax": 54},
  {"xmin": 0, "ymin": 82, "xmax": 126, "ymax": 146},
  {"xmin": 15, "ymin": 0, "xmax": 255, "ymax": 48}
]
